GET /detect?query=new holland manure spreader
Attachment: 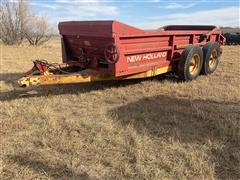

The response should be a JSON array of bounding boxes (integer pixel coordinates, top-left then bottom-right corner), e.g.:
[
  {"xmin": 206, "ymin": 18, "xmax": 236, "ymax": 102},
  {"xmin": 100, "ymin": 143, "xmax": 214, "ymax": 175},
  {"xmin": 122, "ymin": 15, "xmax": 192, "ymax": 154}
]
[{"xmin": 18, "ymin": 21, "xmax": 225, "ymax": 87}]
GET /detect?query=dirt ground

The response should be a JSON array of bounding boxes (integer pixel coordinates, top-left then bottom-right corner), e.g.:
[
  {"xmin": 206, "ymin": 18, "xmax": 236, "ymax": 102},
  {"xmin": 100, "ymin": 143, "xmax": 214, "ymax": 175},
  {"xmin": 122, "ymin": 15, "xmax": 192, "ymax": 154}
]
[{"xmin": 0, "ymin": 39, "xmax": 240, "ymax": 179}]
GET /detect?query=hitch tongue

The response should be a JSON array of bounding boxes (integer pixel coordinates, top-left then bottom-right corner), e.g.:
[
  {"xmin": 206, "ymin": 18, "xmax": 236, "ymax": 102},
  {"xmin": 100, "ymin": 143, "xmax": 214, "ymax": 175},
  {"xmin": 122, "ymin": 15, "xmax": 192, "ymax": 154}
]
[
  {"xmin": 18, "ymin": 60, "xmax": 52, "ymax": 87},
  {"xmin": 18, "ymin": 76, "xmax": 40, "ymax": 87}
]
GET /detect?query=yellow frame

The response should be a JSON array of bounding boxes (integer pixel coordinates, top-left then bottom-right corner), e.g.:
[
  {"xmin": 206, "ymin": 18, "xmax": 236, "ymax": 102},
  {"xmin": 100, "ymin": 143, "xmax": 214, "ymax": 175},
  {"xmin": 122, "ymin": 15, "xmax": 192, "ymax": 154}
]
[{"xmin": 18, "ymin": 66, "xmax": 172, "ymax": 87}]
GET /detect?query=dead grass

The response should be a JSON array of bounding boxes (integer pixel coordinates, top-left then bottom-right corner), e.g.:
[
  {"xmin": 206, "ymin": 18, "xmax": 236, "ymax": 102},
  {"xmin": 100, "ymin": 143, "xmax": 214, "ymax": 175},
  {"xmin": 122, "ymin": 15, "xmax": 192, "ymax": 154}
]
[{"xmin": 0, "ymin": 40, "xmax": 240, "ymax": 179}]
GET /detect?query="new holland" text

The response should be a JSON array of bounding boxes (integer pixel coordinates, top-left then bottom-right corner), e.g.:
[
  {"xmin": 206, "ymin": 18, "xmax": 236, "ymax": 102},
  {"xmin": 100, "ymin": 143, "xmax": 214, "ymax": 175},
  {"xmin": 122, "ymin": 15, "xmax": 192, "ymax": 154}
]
[{"xmin": 127, "ymin": 52, "xmax": 167, "ymax": 63}]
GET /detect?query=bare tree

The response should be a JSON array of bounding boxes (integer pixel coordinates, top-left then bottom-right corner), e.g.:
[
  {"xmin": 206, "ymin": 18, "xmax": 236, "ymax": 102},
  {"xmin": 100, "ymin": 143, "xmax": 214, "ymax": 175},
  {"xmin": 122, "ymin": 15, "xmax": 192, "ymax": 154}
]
[
  {"xmin": 25, "ymin": 14, "xmax": 53, "ymax": 46},
  {"xmin": 0, "ymin": 0, "xmax": 53, "ymax": 46},
  {"xmin": 0, "ymin": 0, "xmax": 29, "ymax": 45}
]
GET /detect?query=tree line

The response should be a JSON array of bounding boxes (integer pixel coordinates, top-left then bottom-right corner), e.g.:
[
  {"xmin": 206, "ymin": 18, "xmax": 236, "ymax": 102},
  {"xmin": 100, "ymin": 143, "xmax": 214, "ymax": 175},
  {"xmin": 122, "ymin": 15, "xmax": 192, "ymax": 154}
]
[
  {"xmin": 0, "ymin": 0, "xmax": 53, "ymax": 46},
  {"xmin": 223, "ymin": 33, "xmax": 240, "ymax": 45}
]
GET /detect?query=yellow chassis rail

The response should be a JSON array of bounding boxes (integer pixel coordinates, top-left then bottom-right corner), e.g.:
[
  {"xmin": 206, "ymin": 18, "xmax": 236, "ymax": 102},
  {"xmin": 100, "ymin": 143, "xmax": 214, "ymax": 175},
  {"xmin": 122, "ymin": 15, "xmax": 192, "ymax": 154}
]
[{"xmin": 18, "ymin": 66, "xmax": 172, "ymax": 87}]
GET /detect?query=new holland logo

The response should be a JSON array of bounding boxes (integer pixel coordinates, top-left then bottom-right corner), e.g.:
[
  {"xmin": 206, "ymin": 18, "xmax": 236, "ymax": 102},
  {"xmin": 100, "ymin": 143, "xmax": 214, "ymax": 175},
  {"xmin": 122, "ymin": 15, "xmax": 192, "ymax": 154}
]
[{"xmin": 127, "ymin": 51, "xmax": 167, "ymax": 63}]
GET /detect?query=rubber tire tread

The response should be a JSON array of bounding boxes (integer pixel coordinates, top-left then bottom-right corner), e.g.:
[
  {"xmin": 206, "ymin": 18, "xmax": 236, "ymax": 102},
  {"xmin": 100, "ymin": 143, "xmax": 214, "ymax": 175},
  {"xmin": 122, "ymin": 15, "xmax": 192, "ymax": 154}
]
[
  {"xmin": 178, "ymin": 45, "xmax": 203, "ymax": 81},
  {"xmin": 201, "ymin": 42, "xmax": 220, "ymax": 75}
]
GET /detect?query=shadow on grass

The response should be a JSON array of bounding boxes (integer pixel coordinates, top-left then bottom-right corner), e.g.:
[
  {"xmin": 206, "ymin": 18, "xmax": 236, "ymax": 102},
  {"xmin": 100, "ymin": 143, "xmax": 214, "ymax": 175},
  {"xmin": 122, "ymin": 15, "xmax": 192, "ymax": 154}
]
[
  {"xmin": 7, "ymin": 154, "xmax": 90, "ymax": 180},
  {"xmin": 108, "ymin": 95, "xmax": 240, "ymax": 179},
  {"xmin": 0, "ymin": 73, "xmax": 22, "ymax": 83},
  {"xmin": 0, "ymin": 72, "xmax": 177, "ymax": 102}
]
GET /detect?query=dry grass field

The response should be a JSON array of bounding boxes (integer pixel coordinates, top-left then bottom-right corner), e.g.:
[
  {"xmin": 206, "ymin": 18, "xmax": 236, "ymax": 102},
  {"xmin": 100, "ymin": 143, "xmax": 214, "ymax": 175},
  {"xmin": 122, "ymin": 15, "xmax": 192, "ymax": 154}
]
[{"xmin": 0, "ymin": 39, "xmax": 240, "ymax": 179}]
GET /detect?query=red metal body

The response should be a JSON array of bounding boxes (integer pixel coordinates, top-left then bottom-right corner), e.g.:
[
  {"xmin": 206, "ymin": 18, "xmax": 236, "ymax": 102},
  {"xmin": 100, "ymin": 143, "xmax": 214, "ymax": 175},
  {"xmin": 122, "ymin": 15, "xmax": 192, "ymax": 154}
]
[{"xmin": 59, "ymin": 21, "xmax": 224, "ymax": 77}]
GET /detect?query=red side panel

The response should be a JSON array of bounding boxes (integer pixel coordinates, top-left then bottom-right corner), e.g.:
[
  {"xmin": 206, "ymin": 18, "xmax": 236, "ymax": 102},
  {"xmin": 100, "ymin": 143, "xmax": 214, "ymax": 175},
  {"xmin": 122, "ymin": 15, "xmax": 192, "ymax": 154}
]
[{"xmin": 59, "ymin": 21, "xmax": 114, "ymax": 37}]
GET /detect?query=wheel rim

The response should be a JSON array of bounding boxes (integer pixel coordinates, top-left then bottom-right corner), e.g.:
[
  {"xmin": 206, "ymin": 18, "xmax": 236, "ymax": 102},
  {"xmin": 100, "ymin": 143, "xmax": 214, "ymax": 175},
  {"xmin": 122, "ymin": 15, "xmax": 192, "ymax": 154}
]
[
  {"xmin": 189, "ymin": 54, "xmax": 200, "ymax": 76},
  {"xmin": 209, "ymin": 49, "xmax": 218, "ymax": 69}
]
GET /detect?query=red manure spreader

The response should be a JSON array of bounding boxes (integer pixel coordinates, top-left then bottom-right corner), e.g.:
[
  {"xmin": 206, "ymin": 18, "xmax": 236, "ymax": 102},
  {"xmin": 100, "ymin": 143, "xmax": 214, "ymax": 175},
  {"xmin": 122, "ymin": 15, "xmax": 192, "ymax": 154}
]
[{"xmin": 18, "ymin": 21, "xmax": 225, "ymax": 87}]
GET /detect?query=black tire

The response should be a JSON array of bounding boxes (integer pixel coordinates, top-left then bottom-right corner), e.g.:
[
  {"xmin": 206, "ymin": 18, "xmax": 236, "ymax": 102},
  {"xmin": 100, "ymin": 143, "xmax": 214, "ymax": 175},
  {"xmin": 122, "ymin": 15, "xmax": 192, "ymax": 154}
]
[
  {"xmin": 178, "ymin": 45, "xmax": 203, "ymax": 81},
  {"xmin": 201, "ymin": 42, "xmax": 221, "ymax": 75}
]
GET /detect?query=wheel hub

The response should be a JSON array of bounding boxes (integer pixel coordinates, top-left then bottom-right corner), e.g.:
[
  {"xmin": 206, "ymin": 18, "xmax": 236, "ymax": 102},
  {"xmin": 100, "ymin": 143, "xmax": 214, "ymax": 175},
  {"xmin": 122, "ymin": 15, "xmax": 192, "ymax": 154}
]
[
  {"xmin": 189, "ymin": 54, "xmax": 200, "ymax": 76},
  {"xmin": 209, "ymin": 49, "xmax": 218, "ymax": 69}
]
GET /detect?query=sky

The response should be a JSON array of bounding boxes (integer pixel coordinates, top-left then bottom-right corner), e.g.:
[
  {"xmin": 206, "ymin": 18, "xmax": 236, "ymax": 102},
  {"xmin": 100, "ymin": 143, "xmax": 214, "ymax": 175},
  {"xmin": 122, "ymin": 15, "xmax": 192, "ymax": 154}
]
[{"xmin": 30, "ymin": 0, "xmax": 240, "ymax": 30}]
